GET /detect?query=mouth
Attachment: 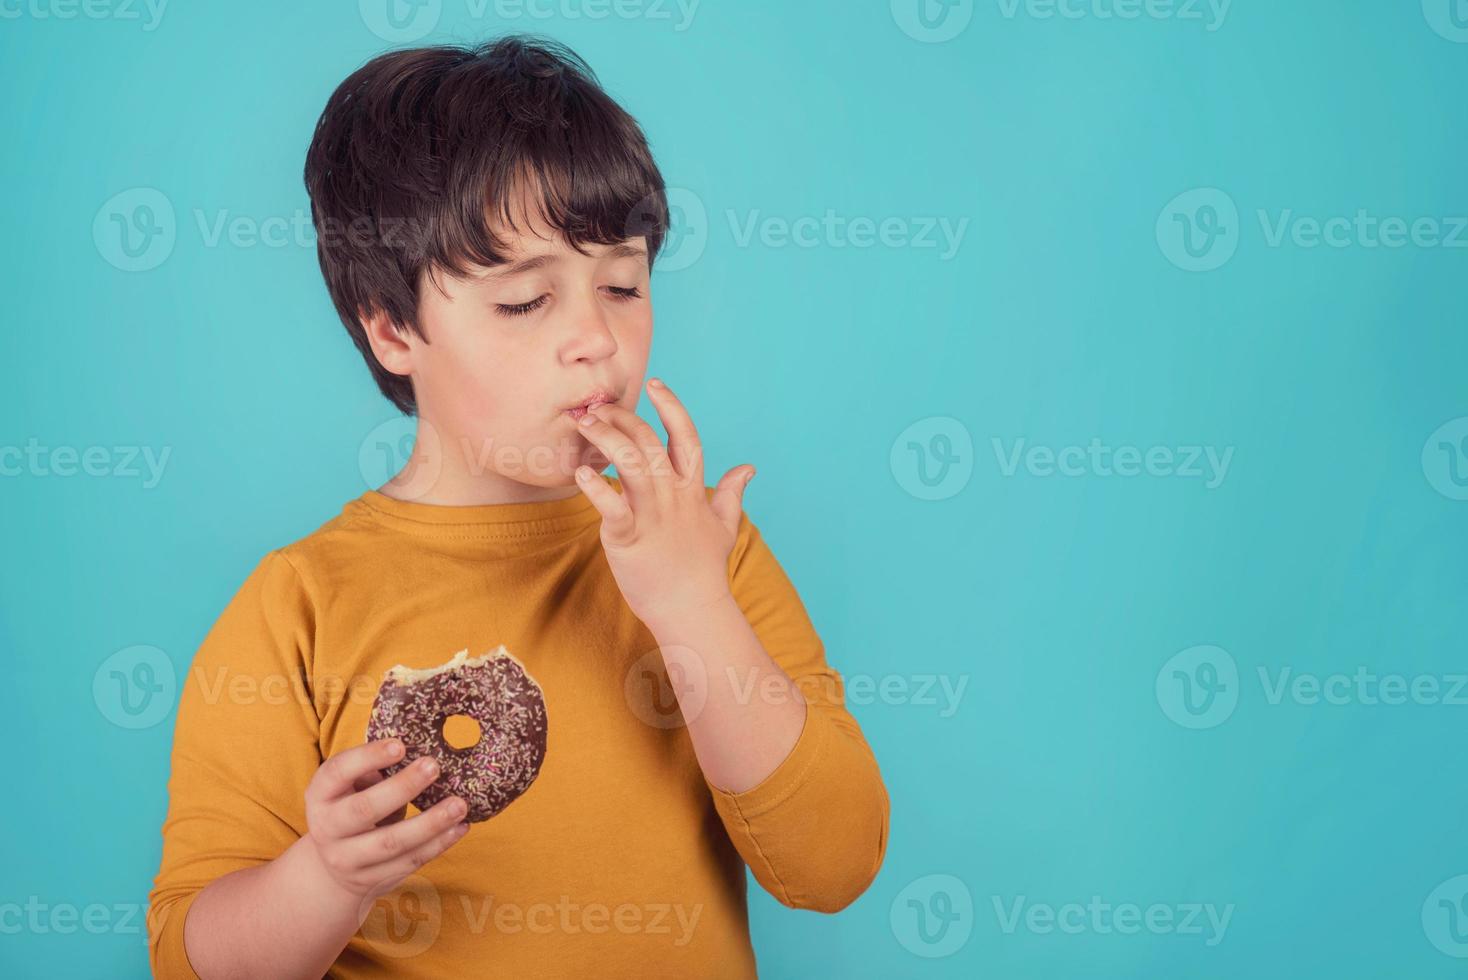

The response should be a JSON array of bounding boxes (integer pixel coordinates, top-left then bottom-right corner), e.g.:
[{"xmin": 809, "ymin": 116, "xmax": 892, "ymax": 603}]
[{"xmin": 563, "ymin": 388, "xmax": 620, "ymax": 421}]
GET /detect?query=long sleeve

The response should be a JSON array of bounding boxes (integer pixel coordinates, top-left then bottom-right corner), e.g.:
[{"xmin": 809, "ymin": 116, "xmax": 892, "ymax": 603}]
[
  {"xmin": 705, "ymin": 511, "xmax": 891, "ymax": 914},
  {"xmin": 147, "ymin": 550, "xmax": 323, "ymax": 979}
]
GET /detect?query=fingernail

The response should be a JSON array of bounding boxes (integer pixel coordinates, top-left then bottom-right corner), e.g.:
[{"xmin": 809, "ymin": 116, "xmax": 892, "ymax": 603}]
[
  {"xmin": 419, "ymin": 757, "xmax": 438, "ymax": 775},
  {"xmin": 387, "ymin": 740, "xmax": 403, "ymax": 757},
  {"xmin": 579, "ymin": 413, "xmax": 597, "ymax": 427},
  {"xmin": 649, "ymin": 378, "xmax": 664, "ymax": 388},
  {"xmin": 449, "ymin": 798, "xmax": 467, "ymax": 817}
]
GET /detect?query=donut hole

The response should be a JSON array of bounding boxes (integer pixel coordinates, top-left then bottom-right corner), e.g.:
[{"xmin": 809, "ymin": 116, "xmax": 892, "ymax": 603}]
[{"xmin": 441, "ymin": 713, "xmax": 482, "ymax": 750}]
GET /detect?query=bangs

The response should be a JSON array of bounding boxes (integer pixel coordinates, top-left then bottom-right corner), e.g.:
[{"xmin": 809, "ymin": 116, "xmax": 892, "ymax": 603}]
[
  {"xmin": 424, "ymin": 43, "xmax": 668, "ymax": 279},
  {"xmin": 435, "ymin": 139, "xmax": 666, "ymax": 279}
]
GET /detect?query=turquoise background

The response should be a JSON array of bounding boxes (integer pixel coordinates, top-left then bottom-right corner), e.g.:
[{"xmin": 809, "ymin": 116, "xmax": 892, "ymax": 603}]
[{"xmin": 4, "ymin": 1, "xmax": 1467, "ymax": 976}]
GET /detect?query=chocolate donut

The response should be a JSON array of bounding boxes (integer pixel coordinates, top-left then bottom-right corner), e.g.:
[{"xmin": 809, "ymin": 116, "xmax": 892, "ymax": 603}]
[{"xmin": 365, "ymin": 646, "xmax": 547, "ymax": 823}]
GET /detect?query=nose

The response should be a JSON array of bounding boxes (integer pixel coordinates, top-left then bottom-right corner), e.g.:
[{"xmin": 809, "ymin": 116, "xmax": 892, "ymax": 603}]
[{"xmin": 561, "ymin": 289, "xmax": 619, "ymax": 363}]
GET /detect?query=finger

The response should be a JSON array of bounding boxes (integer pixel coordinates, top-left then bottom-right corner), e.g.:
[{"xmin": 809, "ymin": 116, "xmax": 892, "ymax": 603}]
[
  {"xmin": 576, "ymin": 465, "xmax": 636, "ymax": 540},
  {"xmin": 578, "ymin": 407, "xmax": 657, "ymax": 500},
  {"xmin": 593, "ymin": 402, "xmax": 678, "ymax": 502},
  {"xmin": 337, "ymin": 794, "xmax": 469, "ymax": 868},
  {"xmin": 313, "ymin": 738, "xmax": 405, "ymax": 803},
  {"xmin": 352, "ymin": 769, "xmax": 385, "ymax": 794},
  {"xmin": 362, "ymin": 818, "xmax": 472, "ymax": 884},
  {"xmin": 711, "ymin": 465, "xmax": 755, "ymax": 536},
  {"xmin": 329, "ymin": 755, "xmax": 443, "ymax": 836},
  {"xmin": 352, "ymin": 768, "xmax": 409, "ymax": 827},
  {"xmin": 591, "ymin": 402, "xmax": 671, "ymax": 471},
  {"xmin": 645, "ymin": 379, "xmax": 704, "ymax": 489}
]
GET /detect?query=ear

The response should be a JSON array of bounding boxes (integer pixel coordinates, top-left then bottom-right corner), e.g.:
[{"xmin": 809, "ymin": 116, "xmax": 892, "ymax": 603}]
[{"xmin": 359, "ymin": 306, "xmax": 415, "ymax": 378}]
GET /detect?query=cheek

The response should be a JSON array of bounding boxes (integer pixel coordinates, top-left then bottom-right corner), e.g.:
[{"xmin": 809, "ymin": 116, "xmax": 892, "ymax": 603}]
[
  {"xmin": 415, "ymin": 323, "xmax": 510, "ymax": 425},
  {"xmin": 450, "ymin": 359, "xmax": 527, "ymax": 428},
  {"xmin": 445, "ymin": 343, "xmax": 559, "ymax": 441},
  {"xmin": 616, "ymin": 305, "xmax": 654, "ymax": 358}
]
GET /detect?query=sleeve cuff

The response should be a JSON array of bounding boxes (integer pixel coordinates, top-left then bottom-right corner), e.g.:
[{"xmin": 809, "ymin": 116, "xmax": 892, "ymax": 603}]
[
  {"xmin": 704, "ymin": 700, "xmax": 829, "ymax": 818},
  {"xmin": 150, "ymin": 890, "xmax": 204, "ymax": 980}
]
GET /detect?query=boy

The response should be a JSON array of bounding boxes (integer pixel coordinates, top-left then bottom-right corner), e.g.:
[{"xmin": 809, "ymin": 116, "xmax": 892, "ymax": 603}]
[{"xmin": 148, "ymin": 35, "xmax": 889, "ymax": 978}]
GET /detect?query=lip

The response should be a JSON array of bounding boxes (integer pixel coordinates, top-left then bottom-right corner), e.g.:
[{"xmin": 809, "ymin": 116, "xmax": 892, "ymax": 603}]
[{"xmin": 563, "ymin": 388, "xmax": 620, "ymax": 420}]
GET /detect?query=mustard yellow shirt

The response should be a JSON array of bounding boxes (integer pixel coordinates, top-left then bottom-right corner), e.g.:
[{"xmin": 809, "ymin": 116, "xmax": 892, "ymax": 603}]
[{"xmin": 148, "ymin": 476, "xmax": 890, "ymax": 977}]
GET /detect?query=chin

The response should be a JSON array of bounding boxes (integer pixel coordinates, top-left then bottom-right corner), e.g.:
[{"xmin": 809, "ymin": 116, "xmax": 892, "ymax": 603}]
[{"xmin": 506, "ymin": 438, "xmax": 608, "ymax": 487}]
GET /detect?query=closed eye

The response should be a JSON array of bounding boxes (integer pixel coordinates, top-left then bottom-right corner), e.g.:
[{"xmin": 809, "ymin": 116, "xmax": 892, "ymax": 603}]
[
  {"xmin": 497, "ymin": 295, "xmax": 549, "ymax": 318},
  {"xmin": 496, "ymin": 285, "xmax": 643, "ymax": 318}
]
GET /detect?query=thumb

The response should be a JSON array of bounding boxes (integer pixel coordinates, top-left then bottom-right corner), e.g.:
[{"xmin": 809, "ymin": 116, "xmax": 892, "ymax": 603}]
[{"xmin": 711, "ymin": 465, "xmax": 755, "ymax": 534}]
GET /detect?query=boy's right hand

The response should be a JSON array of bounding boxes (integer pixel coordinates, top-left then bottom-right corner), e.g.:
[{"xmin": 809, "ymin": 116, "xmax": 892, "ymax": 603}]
[{"xmin": 303, "ymin": 738, "xmax": 471, "ymax": 902}]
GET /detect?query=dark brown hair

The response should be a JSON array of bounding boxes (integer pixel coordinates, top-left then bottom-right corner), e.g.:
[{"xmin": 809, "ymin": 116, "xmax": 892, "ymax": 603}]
[{"xmin": 303, "ymin": 35, "xmax": 668, "ymax": 415}]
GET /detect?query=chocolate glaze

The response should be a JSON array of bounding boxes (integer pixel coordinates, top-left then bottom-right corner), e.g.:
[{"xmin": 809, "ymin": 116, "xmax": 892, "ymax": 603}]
[{"xmin": 365, "ymin": 646, "xmax": 547, "ymax": 822}]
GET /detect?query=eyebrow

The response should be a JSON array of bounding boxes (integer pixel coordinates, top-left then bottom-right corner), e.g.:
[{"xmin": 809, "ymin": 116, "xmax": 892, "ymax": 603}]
[{"xmin": 469, "ymin": 242, "xmax": 647, "ymax": 283}]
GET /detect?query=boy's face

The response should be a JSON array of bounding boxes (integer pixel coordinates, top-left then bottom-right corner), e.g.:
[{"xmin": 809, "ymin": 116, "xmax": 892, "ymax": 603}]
[{"xmin": 365, "ymin": 196, "xmax": 653, "ymax": 502}]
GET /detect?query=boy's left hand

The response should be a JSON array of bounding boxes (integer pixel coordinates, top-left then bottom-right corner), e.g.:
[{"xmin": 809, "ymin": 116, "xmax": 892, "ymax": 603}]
[{"xmin": 574, "ymin": 379, "xmax": 756, "ymax": 631}]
